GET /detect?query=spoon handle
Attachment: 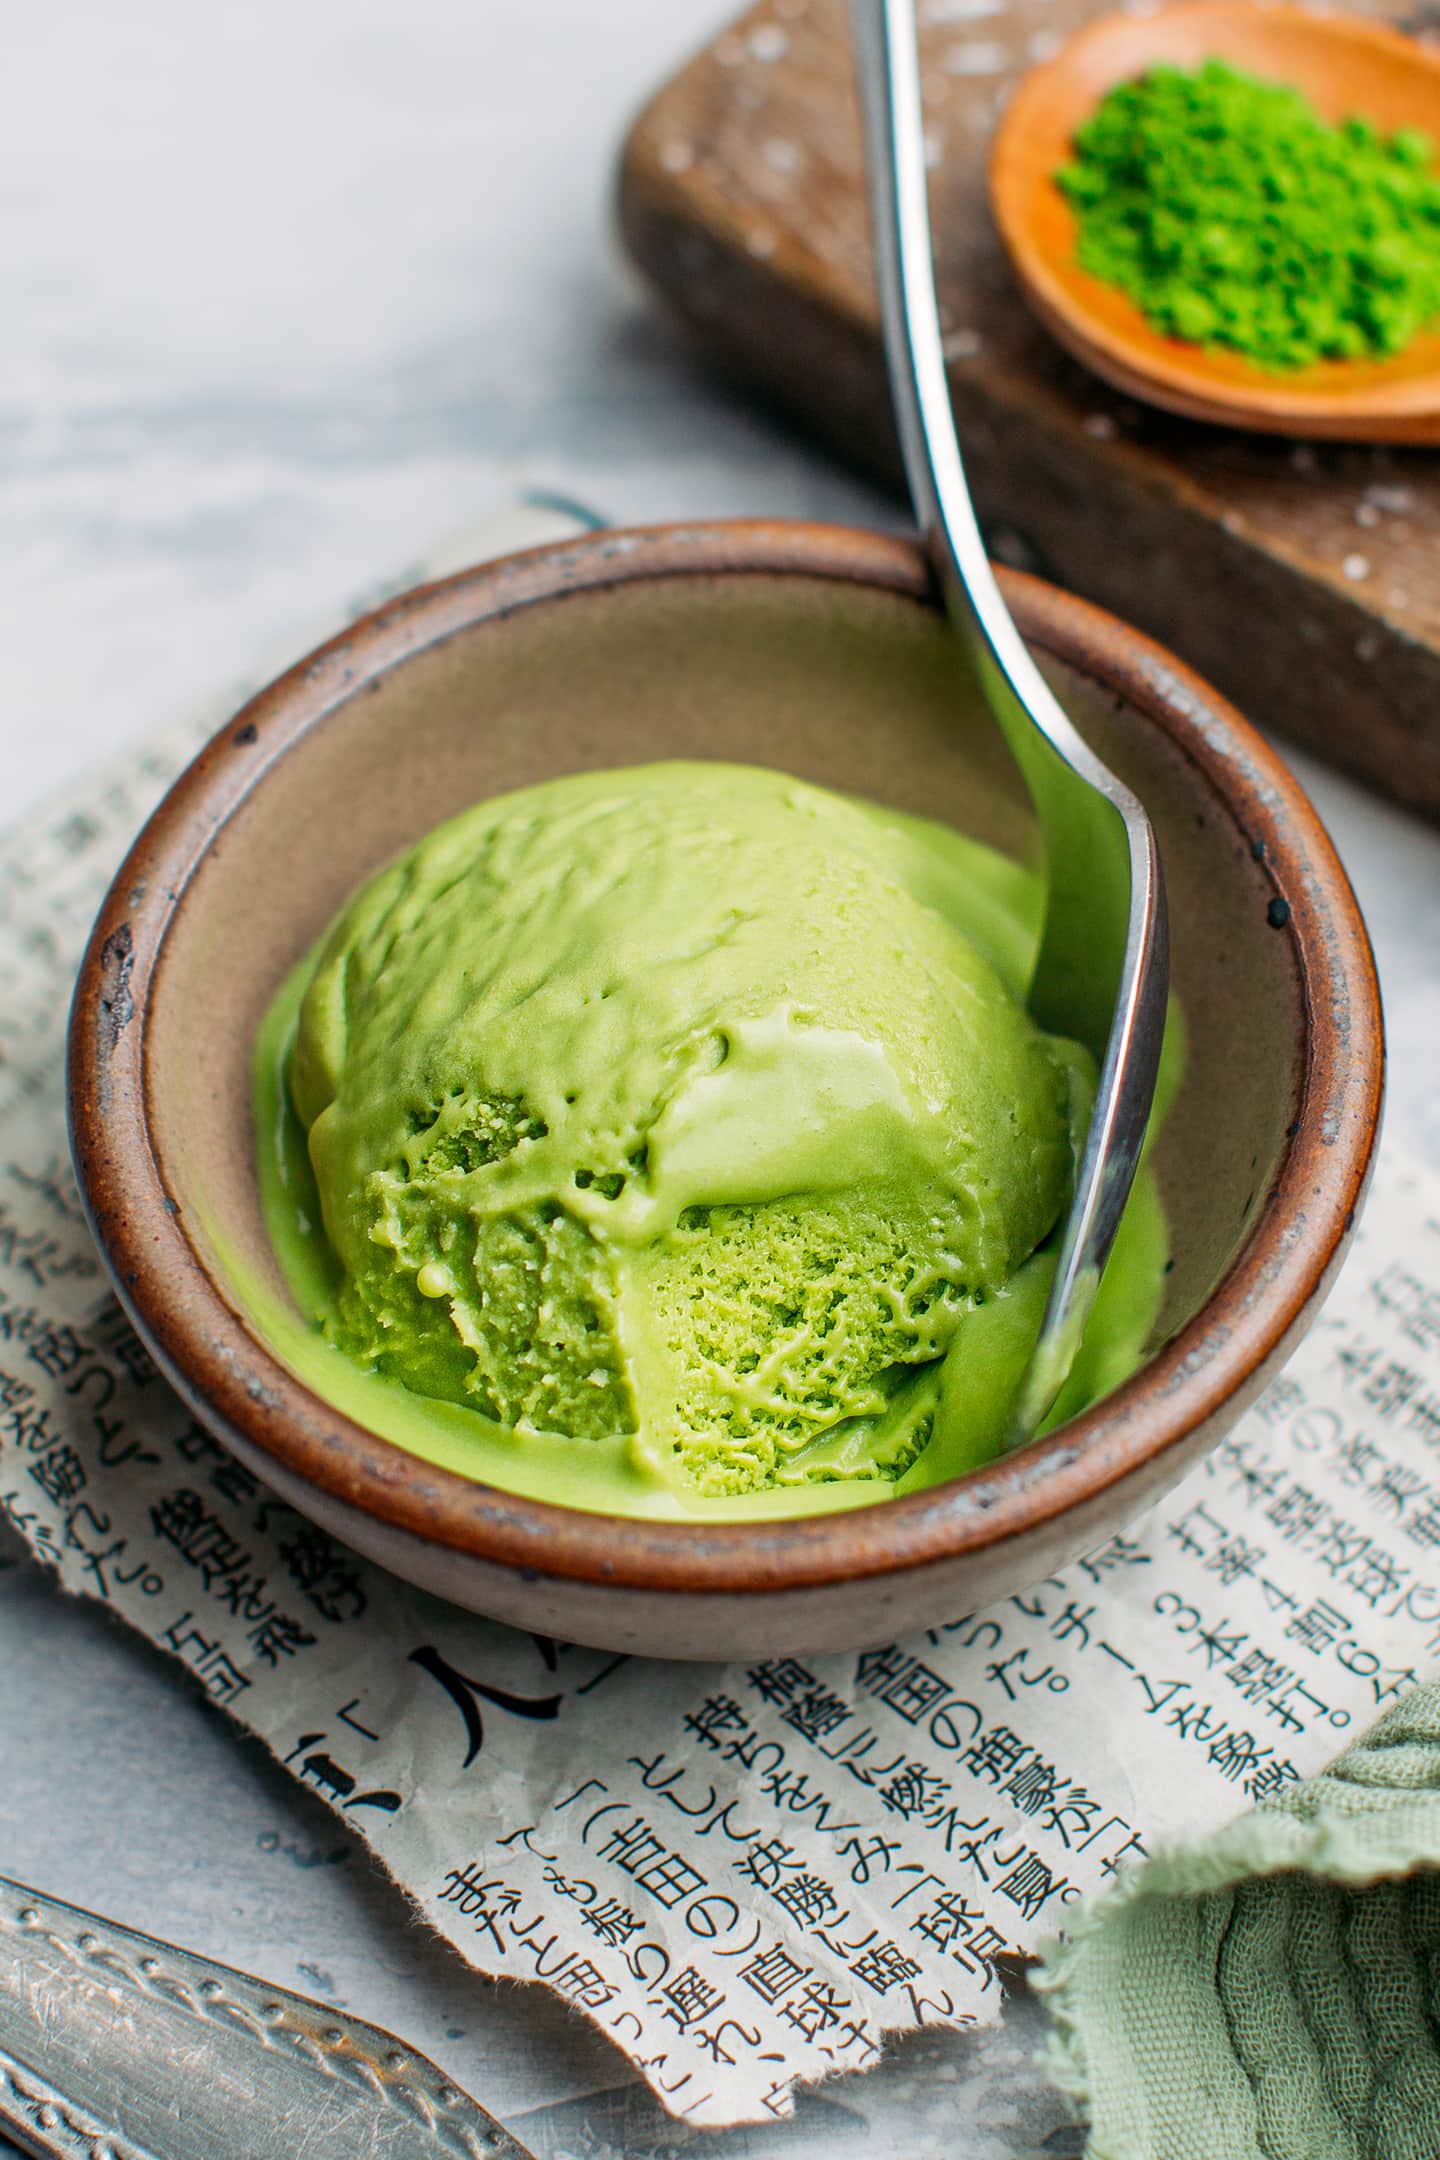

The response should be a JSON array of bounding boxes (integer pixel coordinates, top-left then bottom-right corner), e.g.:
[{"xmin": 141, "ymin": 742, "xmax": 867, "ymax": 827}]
[
  {"xmin": 0, "ymin": 1873, "xmax": 532, "ymax": 2160},
  {"xmin": 850, "ymin": 0, "xmax": 1169, "ymax": 1437}
]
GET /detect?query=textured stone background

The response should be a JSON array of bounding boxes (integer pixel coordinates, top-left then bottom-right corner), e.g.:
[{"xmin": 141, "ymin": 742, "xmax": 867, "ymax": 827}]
[{"xmin": 3, "ymin": 3, "xmax": 1439, "ymax": 2154}]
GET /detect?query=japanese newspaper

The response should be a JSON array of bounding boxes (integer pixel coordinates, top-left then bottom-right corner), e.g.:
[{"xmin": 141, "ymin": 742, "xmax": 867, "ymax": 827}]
[{"xmin": 4, "ymin": 597, "xmax": 1440, "ymax": 2126}]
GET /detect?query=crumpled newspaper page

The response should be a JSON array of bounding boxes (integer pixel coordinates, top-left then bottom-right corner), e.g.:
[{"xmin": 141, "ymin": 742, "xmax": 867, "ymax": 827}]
[{"xmin": 5, "ymin": 549, "xmax": 1440, "ymax": 2127}]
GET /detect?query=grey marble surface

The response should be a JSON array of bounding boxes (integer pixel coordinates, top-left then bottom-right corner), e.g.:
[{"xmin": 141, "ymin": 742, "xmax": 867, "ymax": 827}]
[{"xmin": 3, "ymin": 3, "xmax": 1440, "ymax": 2156}]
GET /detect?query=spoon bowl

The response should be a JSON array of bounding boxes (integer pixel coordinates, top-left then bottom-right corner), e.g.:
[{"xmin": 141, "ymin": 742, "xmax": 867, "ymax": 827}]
[{"xmin": 991, "ymin": 0, "xmax": 1440, "ymax": 442}]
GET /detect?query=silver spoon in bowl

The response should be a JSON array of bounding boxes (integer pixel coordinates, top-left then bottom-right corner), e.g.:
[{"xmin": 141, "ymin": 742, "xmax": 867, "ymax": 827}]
[{"xmin": 851, "ymin": 0, "xmax": 1170, "ymax": 1443}]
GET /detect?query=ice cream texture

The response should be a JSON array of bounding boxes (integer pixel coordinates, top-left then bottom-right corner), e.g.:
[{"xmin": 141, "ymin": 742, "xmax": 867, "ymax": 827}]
[{"xmin": 255, "ymin": 762, "xmax": 1173, "ymax": 1520}]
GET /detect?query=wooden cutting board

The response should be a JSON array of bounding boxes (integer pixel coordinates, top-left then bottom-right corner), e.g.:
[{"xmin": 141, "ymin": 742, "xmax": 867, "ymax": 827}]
[{"xmin": 618, "ymin": 0, "xmax": 1440, "ymax": 822}]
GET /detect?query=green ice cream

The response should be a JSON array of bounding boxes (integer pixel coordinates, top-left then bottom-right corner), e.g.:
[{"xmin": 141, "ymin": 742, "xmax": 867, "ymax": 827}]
[{"xmin": 254, "ymin": 762, "xmax": 1172, "ymax": 1519}]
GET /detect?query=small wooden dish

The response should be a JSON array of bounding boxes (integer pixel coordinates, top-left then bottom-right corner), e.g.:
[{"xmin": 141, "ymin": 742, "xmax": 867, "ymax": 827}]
[{"xmin": 991, "ymin": 0, "xmax": 1440, "ymax": 441}]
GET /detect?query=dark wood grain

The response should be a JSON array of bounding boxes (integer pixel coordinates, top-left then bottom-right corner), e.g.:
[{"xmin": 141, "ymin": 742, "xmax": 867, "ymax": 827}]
[{"xmin": 617, "ymin": 0, "xmax": 1440, "ymax": 820}]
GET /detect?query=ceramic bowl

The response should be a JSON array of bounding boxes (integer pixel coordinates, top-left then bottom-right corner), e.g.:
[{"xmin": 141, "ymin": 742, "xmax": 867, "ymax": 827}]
[
  {"xmin": 68, "ymin": 521, "xmax": 1383, "ymax": 1658},
  {"xmin": 991, "ymin": 0, "xmax": 1440, "ymax": 441}
]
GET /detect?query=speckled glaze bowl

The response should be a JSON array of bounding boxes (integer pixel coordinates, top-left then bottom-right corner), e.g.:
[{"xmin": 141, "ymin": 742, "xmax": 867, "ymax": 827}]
[{"xmin": 68, "ymin": 521, "xmax": 1383, "ymax": 1658}]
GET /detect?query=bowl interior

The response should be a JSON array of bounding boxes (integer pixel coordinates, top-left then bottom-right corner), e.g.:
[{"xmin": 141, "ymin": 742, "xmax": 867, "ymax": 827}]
[
  {"xmin": 991, "ymin": 1, "xmax": 1440, "ymax": 431},
  {"xmin": 144, "ymin": 564, "xmax": 1304, "ymax": 1443}
]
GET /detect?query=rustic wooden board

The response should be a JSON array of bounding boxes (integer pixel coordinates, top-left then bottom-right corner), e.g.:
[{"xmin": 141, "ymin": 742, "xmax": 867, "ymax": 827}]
[{"xmin": 618, "ymin": 0, "xmax": 1440, "ymax": 821}]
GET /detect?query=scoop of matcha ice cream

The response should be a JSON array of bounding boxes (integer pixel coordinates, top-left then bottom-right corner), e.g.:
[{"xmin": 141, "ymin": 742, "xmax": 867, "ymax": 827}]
[{"xmin": 267, "ymin": 761, "xmax": 1114, "ymax": 1505}]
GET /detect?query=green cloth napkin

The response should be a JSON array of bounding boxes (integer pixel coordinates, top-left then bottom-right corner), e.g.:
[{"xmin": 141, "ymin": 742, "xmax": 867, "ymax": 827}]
[{"xmin": 1035, "ymin": 1685, "xmax": 1440, "ymax": 2159}]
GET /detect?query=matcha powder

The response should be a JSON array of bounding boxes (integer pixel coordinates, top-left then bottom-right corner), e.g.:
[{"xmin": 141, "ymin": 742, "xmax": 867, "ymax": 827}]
[{"xmin": 1056, "ymin": 59, "xmax": 1440, "ymax": 369}]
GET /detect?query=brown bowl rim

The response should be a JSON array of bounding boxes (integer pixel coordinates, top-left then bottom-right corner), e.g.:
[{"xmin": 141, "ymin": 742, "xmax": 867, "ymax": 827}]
[{"xmin": 68, "ymin": 517, "xmax": 1383, "ymax": 1596}]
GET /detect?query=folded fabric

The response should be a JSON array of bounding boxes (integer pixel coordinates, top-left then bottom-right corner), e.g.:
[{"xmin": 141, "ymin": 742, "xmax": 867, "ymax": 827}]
[{"xmin": 1035, "ymin": 1684, "xmax": 1440, "ymax": 2159}]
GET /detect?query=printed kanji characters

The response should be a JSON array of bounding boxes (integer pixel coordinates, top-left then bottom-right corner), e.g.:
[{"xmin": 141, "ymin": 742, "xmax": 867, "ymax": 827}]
[
  {"xmin": 571, "ymin": 1895, "xmax": 638, "ymax": 1947},
  {"xmin": 740, "ymin": 1944, "xmax": 809, "ymax": 2005},
  {"xmin": 996, "ymin": 1852, "xmax": 1070, "ymax": 1922},
  {"xmin": 28, "ymin": 1440, "xmax": 86, "ymax": 1503},
  {"xmin": 660, "ymin": 1967, "xmax": 725, "ymax": 2031},
  {"xmin": 962, "ymin": 1725, "xmax": 1029, "ymax": 1784},
  {"xmin": 780, "ymin": 1689, "xmax": 852, "ymax": 1743},
  {"xmin": 684, "ymin": 1694, "xmax": 748, "ymax": 1749},
  {"xmin": 747, "ymin": 1658, "xmax": 815, "ymax": 1705},
  {"xmin": 850, "ymin": 1939, "xmax": 922, "ymax": 1995},
  {"xmin": 772, "ymin": 1873, "xmax": 841, "ymax": 1930}
]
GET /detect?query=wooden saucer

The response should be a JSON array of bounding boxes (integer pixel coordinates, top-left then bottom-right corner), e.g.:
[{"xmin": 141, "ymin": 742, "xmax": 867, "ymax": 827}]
[{"xmin": 991, "ymin": 1, "xmax": 1440, "ymax": 441}]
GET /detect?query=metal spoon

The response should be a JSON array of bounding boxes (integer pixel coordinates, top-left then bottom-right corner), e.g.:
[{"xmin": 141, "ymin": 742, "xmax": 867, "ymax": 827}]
[
  {"xmin": 851, "ymin": 0, "xmax": 1169, "ymax": 1442},
  {"xmin": 0, "ymin": 1871, "xmax": 534, "ymax": 2160}
]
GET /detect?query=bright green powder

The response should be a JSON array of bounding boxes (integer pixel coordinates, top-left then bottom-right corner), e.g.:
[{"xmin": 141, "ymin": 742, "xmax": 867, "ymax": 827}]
[{"xmin": 1056, "ymin": 58, "xmax": 1440, "ymax": 370}]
